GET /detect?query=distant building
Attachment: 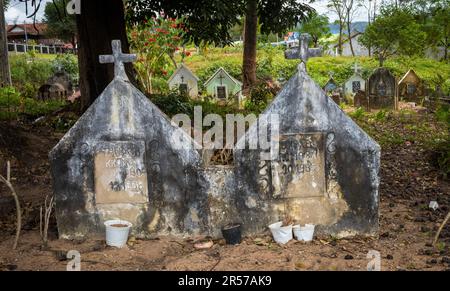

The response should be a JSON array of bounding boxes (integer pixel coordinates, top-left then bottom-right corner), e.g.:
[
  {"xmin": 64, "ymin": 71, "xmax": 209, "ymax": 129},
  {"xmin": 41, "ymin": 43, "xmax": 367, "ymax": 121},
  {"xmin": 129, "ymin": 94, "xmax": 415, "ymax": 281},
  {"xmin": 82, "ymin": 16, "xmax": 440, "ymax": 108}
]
[
  {"xmin": 327, "ymin": 32, "xmax": 369, "ymax": 57},
  {"xmin": 6, "ymin": 23, "xmax": 75, "ymax": 52}
]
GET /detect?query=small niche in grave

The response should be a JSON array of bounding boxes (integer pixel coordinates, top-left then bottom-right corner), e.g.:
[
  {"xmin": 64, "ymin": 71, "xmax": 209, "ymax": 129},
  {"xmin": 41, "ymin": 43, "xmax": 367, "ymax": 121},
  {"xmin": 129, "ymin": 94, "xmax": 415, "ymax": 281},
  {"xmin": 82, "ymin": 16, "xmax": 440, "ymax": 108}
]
[
  {"xmin": 179, "ymin": 83, "xmax": 188, "ymax": 95},
  {"xmin": 217, "ymin": 86, "xmax": 227, "ymax": 99},
  {"xmin": 352, "ymin": 81, "xmax": 361, "ymax": 93},
  {"xmin": 269, "ymin": 133, "xmax": 326, "ymax": 199},
  {"xmin": 94, "ymin": 141, "xmax": 148, "ymax": 204}
]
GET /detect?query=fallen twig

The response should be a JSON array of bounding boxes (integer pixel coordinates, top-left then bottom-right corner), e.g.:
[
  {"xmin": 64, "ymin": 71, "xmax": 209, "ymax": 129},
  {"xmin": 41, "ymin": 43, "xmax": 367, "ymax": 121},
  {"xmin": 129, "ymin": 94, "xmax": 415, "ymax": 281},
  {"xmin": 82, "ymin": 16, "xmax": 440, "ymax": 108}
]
[
  {"xmin": 433, "ymin": 211, "xmax": 450, "ymax": 247},
  {"xmin": 0, "ymin": 161, "xmax": 22, "ymax": 250},
  {"xmin": 40, "ymin": 194, "xmax": 55, "ymax": 248},
  {"xmin": 209, "ymin": 255, "xmax": 221, "ymax": 271}
]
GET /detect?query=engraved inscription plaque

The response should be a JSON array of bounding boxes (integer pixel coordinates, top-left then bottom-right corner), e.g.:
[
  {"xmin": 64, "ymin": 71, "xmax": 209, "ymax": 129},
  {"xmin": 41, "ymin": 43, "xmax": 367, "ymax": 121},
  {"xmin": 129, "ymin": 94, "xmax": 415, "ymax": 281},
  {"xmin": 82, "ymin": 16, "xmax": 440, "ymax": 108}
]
[
  {"xmin": 271, "ymin": 133, "xmax": 326, "ymax": 198},
  {"xmin": 95, "ymin": 141, "xmax": 149, "ymax": 204}
]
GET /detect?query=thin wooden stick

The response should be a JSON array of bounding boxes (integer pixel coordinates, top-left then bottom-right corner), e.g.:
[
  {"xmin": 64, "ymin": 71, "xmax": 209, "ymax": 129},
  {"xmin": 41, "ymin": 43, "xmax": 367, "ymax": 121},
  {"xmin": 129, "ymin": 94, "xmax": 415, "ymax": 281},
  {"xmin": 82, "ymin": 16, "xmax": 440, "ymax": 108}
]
[
  {"xmin": 0, "ymin": 161, "xmax": 21, "ymax": 250},
  {"xmin": 40, "ymin": 194, "xmax": 54, "ymax": 248},
  {"xmin": 433, "ymin": 211, "xmax": 450, "ymax": 247}
]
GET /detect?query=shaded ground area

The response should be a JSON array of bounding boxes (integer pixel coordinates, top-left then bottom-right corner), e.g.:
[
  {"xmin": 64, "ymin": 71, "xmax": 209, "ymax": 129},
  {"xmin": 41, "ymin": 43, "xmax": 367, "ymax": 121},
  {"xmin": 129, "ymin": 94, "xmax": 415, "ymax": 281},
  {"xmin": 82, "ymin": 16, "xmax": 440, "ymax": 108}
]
[{"xmin": 0, "ymin": 108, "xmax": 449, "ymax": 271}]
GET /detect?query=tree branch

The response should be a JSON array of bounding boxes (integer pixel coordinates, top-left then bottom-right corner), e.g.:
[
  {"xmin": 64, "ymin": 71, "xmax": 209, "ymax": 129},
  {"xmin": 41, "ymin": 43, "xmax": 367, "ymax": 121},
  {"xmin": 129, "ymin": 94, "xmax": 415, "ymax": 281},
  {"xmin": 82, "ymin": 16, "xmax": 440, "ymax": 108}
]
[{"xmin": 0, "ymin": 161, "xmax": 21, "ymax": 250}]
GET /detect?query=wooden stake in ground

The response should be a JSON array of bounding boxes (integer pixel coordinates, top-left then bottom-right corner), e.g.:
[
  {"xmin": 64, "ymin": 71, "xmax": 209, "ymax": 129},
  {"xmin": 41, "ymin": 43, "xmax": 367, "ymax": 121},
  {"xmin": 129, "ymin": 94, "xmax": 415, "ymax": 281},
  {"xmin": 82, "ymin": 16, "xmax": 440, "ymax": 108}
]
[
  {"xmin": 0, "ymin": 161, "xmax": 22, "ymax": 250},
  {"xmin": 433, "ymin": 211, "xmax": 450, "ymax": 247},
  {"xmin": 40, "ymin": 194, "xmax": 54, "ymax": 249}
]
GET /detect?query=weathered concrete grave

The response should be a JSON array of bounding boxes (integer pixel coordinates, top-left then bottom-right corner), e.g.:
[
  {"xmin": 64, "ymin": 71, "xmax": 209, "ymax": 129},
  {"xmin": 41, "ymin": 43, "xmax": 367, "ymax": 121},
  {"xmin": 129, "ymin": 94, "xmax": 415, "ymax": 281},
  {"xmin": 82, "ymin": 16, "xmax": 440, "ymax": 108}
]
[
  {"xmin": 398, "ymin": 69, "xmax": 423, "ymax": 104},
  {"xmin": 367, "ymin": 68, "xmax": 398, "ymax": 110},
  {"xmin": 234, "ymin": 35, "xmax": 380, "ymax": 237},
  {"xmin": 38, "ymin": 70, "xmax": 73, "ymax": 101},
  {"xmin": 344, "ymin": 63, "xmax": 366, "ymax": 98},
  {"xmin": 49, "ymin": 40, "xmax": 213, "ymax": 239}
]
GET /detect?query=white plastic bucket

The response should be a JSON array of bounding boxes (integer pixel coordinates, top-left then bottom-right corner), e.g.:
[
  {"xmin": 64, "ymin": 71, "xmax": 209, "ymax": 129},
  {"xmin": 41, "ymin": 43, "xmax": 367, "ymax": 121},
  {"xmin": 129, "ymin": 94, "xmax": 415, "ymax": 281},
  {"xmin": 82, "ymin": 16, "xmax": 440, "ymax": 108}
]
[
  {"xmin": 104, "ymin": 220, "xmax": 132, "ymax": 248},
  {"xmin": 269, "ymin": 222, "xmax": 293, "ymax": 244},
  {"xmin": 293, "ymin": 224, "xmax": 315, "ymax": 242}
]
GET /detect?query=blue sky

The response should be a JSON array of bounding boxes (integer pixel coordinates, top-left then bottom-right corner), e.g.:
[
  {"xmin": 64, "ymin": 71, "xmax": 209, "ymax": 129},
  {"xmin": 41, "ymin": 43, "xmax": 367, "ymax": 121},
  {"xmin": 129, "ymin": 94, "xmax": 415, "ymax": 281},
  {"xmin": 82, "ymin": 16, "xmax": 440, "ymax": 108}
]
[{"xmin": 5, "ymin": 0, "xmax": 370, "ymax": 24}]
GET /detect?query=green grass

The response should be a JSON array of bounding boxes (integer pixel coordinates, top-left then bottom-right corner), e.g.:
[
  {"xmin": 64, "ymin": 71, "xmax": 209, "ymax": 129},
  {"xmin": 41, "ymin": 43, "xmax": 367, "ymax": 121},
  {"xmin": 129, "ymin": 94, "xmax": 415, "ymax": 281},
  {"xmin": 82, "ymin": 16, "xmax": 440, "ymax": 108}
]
[
  {"xmin": 9, "ymin": 52, "xmax": 58, "ymax": 61},
  {"xmin": 179, "ymin": 48, "xmax": 450, "ymax": 93}
]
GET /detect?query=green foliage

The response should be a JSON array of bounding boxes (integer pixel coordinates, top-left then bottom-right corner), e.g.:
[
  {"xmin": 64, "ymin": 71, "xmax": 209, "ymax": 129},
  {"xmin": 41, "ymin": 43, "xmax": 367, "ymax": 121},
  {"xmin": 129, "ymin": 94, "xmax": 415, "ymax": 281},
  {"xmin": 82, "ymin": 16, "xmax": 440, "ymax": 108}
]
[
  {"xmin": 43, "ymin": 0, "xmax": 77, "ymax": 44},
  {"xmin": 359, "ymin": 6, "xmax": 427, "ymax": 64},
  {"xmin": 349, "ymin": 107, "xmax": 366, "ymax": 120},
  {"xmin": 375, "ymin": 109, "xmax": 388, "ymax": 121},
  {"xmin": 431, "ymin": 136, "xmax": 450, "ymax": 179},
  {"xmin": 126, "ymin": 0, "xmax": 312, "ymax": 46},
  {"xmin": 298, "ymin": 12, "xmax": 331, "ymax": 48},
  {"xmin": 9, "ymin": 53, "xmax": 53, "ymax": 99},
  {"xmin": 431, "ymin": 104, "xmax": 450, "ymax": 178},
  {"xmin": 182, "ymin": 47, "xmax": 450, "ymax": 94},
  {"xmin": 150, "ymin": 91, "xmax": 193, "ymax": 117},
  {"xmin": 243, "ymin": 83, "xmax": 275, "ymax": 115},
  {"xmin": 0, "ymin": 86, "xmax": 66, "ymax": 120},
  {"xmin": 129, "ymin": 16, "xmax": 189, "ymax": 94},
  {"xmin": 435, "ymin": 104, "xmax": 450, "ymax": 124},
  {"xmin": 52, "ymin": 54, "xmax": 79, "ymax": 84}
]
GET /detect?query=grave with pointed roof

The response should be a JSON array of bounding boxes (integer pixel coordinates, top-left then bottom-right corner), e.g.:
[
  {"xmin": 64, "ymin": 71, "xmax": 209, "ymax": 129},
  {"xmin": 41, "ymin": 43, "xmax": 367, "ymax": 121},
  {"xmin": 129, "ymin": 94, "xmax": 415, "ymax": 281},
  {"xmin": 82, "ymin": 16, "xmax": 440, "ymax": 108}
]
[
  {"xmin": 49, "ymin": 40, "xmax": 214, "ymax": 239},
  {"xmin": 344, "ymin": 63, "xmax": 366, "ymax": 98},
  {"xmin": 233, "ymin": 34, "xmax": 380, "ymax": 237},
  {"xmin": 204, "ymin": 67, "xmax": 243, "ymax": 103},
  {"xmin": 168, "ymin": 63, "xmax": 200, "ymax": 98},
  {"xmin": 398, "ymin": 69, "xmax": 423, "ymax": 103}
]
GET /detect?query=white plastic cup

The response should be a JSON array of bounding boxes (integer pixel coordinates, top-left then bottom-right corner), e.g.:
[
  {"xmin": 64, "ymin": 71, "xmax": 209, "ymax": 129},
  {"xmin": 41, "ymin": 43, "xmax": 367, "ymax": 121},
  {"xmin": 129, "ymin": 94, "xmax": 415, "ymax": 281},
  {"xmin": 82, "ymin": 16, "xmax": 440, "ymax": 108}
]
[
  {"xmin": 293, "ymin": 224, "xmax": 315, "ymax": 242},
  {"xmin": 269, "ymin": 222, "xmax": 293, "ymax": 244},
  {"xmin": 104, "ymin": 220, "xmax": 132, "ymax": 248}
]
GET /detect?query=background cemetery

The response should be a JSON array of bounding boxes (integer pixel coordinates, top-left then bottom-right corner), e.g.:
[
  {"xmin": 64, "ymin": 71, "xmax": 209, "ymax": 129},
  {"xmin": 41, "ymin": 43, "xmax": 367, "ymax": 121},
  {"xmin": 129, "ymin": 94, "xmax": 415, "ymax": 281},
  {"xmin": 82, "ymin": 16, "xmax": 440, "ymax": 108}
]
[{"xmin": 0, "ymin": 0, "xmax": 449, "ymax": 271}]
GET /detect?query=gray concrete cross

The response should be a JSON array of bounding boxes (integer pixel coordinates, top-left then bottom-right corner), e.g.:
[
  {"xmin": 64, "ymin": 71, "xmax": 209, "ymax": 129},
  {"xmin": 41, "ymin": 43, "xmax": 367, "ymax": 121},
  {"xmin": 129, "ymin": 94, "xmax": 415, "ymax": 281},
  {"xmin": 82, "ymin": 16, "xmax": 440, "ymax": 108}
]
[
  {"xmin": 284, "ymin": 33, "xmax": 322, "ymax": 64},
  {"xmin": 99, "ymin": 40, "xmax": 137, "ymax": 80}
]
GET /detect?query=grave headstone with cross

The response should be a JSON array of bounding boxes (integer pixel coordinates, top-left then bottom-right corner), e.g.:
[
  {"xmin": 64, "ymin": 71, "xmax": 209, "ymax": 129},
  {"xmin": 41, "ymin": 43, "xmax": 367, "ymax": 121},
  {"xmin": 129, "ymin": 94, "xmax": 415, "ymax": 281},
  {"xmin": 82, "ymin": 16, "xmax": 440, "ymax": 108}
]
[
  {"xmin": 168, "ymin": 63, "xmax": 200, "ymax": 98},
  {"xmin": 49, "ymin": 40, "xmax": 211, "ymax": 239},
  {"xmin": 344, "ymin": 63, "xmax": 366, "ymax": 98},
  {"xmin": 367, "ymin": 67, "xmax": 398, "ymax": 110},
  {"xmin": 233, "ymin": 38, "xmax": 380, "ymax": 237},
  {"xmin": 284, "ymin": 33, "xmax": 322, "ymax": 65}
]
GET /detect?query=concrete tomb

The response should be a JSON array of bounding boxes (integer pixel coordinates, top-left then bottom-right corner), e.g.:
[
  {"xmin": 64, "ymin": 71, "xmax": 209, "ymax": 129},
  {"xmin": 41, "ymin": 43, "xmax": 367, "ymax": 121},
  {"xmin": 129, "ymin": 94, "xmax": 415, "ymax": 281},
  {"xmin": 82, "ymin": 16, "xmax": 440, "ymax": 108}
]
[
  {"xmin": 398, "ymin": 69, "xmax": 423, "ymax": 104},
  {"xmin": 168, "ymin": 63, "xmax": 200, "ymax": 98},
  {"xmin": 367, "ymin": 68, "xmax": 398, "ymax": 110},
  {"xmin": 234, "ymin": 34, "xmax": 380, "ymax": 237},
  {"xmin": 50, "ymin": 38, "xmax": 380, "ymax": 240}
]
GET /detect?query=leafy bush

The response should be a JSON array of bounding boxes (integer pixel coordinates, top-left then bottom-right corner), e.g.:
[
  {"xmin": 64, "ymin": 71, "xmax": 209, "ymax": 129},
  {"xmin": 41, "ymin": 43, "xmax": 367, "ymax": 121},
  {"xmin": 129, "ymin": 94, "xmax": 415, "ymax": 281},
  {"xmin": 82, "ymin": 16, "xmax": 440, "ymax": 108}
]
[
  {"xmin": 349, "ymin": 107, "xmax": 366, "ymax": 119},
  {"xmin": 52, "ymin": 54, "xmax": 79, "ymax": 85},
  {"xmin": 430, "ymin": 136, "xmax": 450, "ymax": 179},
  {"xmin": 0, "ymin": 86, "xmax": 66, "ymax": 120},
  {"xmin": 149, "ymin": 91, "xmax": 193, "ymax": 117},
  {"xmin": 435, "ymin": 104, "xmax": 450, "ymax": 125},
  {"xmin": 243, "ymin": 82, "xmax": 275, "ymax": 115},
  {"xmin": 9, "ymin": 53, "xmax": 53, "ymax": 99}
]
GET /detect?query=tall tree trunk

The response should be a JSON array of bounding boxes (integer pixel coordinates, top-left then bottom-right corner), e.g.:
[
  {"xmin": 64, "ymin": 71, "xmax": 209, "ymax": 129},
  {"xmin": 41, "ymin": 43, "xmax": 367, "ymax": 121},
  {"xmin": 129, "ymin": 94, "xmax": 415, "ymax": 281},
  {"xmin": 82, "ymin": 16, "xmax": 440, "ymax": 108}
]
[
  {"xmin": 347, "ymin": 18, "xmax": 355, "ymax": 56},
  {"xmin": 242, "ymin": 0, "xmax": 258, "ymax": 94},
  {"xmin": 0, "ymin": 0, "xmax": 11, "ymax": 87},
  {"xmin": 76, "ymin": 0, "xmax": 135, "ymax": 111},
  {"xmin": 338, "ymin": 23, "xmax": 343, "ymax": 56},
  {"xmin": 367, "ymin": 4, "xmax": 371, "ymax": 57}
]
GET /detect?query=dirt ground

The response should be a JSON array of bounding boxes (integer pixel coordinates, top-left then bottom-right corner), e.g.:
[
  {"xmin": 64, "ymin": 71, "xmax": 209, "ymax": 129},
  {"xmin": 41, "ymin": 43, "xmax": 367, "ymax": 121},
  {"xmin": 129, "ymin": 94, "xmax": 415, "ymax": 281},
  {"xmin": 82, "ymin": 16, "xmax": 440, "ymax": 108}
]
[{"xmin": 0, "ymin": 113, "xmax": 449, "ymax": 271}]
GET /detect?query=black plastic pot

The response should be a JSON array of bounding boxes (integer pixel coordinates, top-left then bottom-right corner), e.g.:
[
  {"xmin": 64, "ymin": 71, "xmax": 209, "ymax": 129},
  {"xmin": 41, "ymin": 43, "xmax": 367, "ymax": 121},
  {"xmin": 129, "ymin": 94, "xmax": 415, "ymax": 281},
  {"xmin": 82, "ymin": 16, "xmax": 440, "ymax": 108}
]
[{"xmin": 221, "ymin": 223, "xmax": 242, "ymax": 245}]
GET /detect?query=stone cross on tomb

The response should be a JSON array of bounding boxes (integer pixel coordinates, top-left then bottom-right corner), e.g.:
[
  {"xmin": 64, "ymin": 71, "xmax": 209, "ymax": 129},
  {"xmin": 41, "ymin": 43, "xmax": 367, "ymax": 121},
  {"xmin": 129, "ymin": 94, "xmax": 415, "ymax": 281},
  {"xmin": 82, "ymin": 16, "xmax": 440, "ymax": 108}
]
[
  {"xmin": 99, "ymin": 40, "xmax": 137, "ymax": 80},
  {"xmin": 284, "ymin": 33, "xmax": 322, "ymax": 65},
  {"xmin": 329, "ymin": 71, "xmax": 335, "ymax": 79},
  {"xmin": 219, "ymin": 74, "xmax": 225, "ymax": 85},
  {"xmin": 180, "ymin": 75, "xmax": 185, "ymax": 83},
  {"xmin": 353, "ymin": 63, "xmax": 362, "ymax": 74}
]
